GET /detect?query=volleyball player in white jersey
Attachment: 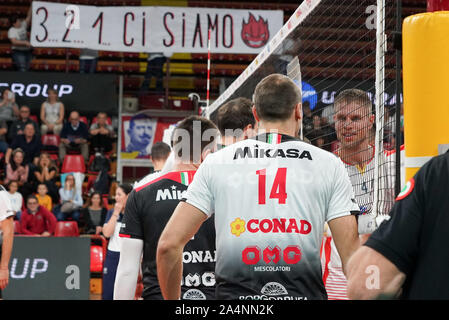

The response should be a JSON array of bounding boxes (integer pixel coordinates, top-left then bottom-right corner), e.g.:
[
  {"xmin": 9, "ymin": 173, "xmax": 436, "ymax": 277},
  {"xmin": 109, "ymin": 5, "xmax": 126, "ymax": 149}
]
[
  {"xmin": 157, "ymin": 74, "xmax": 360, "ymax": 300},
  {"xmin": 0, "ymin": 185, "xmax": 15, "ymax": 295},
  {"xmin": 321, "ymin": 89, "xmax": 395, "ymax": 299}
]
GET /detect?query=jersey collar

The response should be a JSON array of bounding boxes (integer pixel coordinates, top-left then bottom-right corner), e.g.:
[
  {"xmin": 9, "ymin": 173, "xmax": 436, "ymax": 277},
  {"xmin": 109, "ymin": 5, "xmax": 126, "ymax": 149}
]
[{"xmin": 251, "ymin": 133, "xmax": 300, "ymax": 144}]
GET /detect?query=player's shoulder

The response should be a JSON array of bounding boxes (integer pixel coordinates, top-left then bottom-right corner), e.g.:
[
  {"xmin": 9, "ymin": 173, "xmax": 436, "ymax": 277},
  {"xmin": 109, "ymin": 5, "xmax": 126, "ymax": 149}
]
[{"xmin": 134, "ymin": 171, "xmax": 193, "ymax": 193}]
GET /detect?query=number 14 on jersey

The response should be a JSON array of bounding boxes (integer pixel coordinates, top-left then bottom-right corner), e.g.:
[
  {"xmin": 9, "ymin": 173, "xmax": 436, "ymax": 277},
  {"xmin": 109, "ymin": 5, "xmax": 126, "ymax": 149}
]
[{"xmin": 256, "ymin": 168, "xmax": 287, "ymax": 205}]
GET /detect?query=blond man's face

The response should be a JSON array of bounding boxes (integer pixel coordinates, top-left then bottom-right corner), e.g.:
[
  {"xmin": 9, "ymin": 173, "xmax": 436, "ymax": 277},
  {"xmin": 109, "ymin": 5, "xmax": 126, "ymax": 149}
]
[{"xmin": 334, "ymin": 102, "xmax": 374, "ymax": 149}]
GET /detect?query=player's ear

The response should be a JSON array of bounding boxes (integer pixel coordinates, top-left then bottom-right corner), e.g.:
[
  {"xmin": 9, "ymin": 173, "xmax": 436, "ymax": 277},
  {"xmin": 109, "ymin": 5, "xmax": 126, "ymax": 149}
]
[
  {"xmin": 252, "ymin": 106, "xmax": 260, "ymax": 122},
  {"xmin": 295, "ymin": 102, "xmax": 302, "ymax": 121},
  {"xmin": 201, "ymin": 148, "xmax": 212, "ymax": 163}
]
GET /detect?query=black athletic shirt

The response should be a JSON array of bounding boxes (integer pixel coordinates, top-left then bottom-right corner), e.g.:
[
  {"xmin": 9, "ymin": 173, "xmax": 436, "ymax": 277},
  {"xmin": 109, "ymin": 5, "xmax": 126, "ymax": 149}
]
[
  {"xmin": 365, "ymin": 151, "xmax": 449, "ymax": 299},
  {"xmin": 119, "ymin": 171, "xmax": 216, "ymax": 300}
]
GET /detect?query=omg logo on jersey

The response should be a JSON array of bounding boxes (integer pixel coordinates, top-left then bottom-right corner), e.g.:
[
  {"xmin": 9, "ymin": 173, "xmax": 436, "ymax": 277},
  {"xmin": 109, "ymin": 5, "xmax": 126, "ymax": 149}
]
[{"xmin": 230, "ymin": 217, "xmax": 312, "ymax": 236}]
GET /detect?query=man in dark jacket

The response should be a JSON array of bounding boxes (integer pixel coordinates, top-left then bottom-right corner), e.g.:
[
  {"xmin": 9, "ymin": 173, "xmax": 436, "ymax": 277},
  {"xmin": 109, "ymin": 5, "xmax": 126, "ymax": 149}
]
[{"xmin": 59, "ymin": 111, "xmax": 89, "ymax": 163}]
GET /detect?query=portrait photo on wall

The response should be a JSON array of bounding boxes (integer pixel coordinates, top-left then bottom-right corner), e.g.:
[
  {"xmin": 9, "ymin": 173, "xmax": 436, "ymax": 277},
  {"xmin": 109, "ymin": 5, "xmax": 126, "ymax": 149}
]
[{"xmin": 121, "ymin": 113, "xmax": 158, "ymax": 159}]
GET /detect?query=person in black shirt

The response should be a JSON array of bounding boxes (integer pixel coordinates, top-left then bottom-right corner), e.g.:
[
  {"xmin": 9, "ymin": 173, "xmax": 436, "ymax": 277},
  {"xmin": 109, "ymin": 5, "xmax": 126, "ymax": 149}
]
[
  {"xmin": 347, "ymin": 151, "xmax": 449, "ymax": 299},
  {"xmin": 5, "ymin": 123, "xmax": 41, "ymax": 166},
  {"xmin": 114, "ymin": 115, "xmax": 220, "ymax": 300}
]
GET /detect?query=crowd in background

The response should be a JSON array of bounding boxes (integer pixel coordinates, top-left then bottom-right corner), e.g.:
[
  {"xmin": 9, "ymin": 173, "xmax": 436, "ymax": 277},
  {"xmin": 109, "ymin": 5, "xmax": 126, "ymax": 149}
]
[{"xmin": 0, "ymin": 86, "xmax": 117, "ymax": 236}]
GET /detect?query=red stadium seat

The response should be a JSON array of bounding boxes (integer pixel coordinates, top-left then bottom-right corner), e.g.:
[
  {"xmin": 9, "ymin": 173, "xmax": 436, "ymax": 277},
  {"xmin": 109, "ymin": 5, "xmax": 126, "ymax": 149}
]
[
  {"xmin": 80, "ymin": 116, "xmax": 88, "ymax": 125},
  {"xmin": 42, "ymin": 134, "xmax": 60, "ymax": 148},
  {"xmin": 54, "ymin": 221, "xmax": 79, "ymax": 237},
  {"xmin": 90, "ymin": 245, "xmax": 104, "ymax": 273},
  {"xmin": 91, "ymin": 116, "xmax": 112, "ymax": 125},
  {"xmin": 29, "ymin": 115, "xmax": 39, "ymax": 123},
  {"xmin": 61, "ymin": 155, "xmax": 86, "ymax": 173},
  {"xmin": 14, "ymin": 220, "xmax": 21, "ymax": 234}
]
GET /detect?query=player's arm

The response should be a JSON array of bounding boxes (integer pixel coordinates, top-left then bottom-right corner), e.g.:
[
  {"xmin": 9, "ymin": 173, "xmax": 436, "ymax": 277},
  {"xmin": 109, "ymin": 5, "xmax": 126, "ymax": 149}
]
[
  {"xmin": 0, "ymin": 216, "xmax": 14, "ymax": 290},
  {"xmin": 113, "ymin": 190, "xmax": 144, "ymax": 299},
  {"xmin": 157, "ymin": 201, "xmax": 208, "ymax": 300},
  {"xmin": 346, "ymin": 246, "xmax": 405, "ymax": 299},
  {"xmin": 328, "ymin": 215, "xmax": 360, "ymax": 276},
  {"xmin": 114, "ymin": 237, "xmax": 143, "ymax": 300}
]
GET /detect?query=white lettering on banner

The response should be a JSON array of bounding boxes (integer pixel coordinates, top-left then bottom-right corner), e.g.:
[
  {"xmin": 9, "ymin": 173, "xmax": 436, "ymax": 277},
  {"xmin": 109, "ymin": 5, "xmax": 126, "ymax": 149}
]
[
  {"xmin": 0, "ymin": 82, "xmax": 73, "ymax": 98},
  {"xmin": 30, "ymin": 1, "xmax": 283, "ymax": 54},
  {"xmin": 10, "ymin": 258, "xmax": 49, "ymax": 279},
  {"xmin": 65, "ymin": 265, "xmax": 81, "ymax": 290},
  {"xmin": 182, "ymin": 250, "xmax": 216, "ymax": 264}
]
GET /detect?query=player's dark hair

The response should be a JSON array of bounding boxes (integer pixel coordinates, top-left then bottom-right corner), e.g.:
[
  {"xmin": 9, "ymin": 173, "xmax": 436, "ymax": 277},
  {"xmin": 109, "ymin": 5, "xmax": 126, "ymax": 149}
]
[
  {"xmin": 334, "ymin": 89, "xmax": 373, "ymax": 114},
  {"xmin": 253, "ymin": 74, "xmax": 301, "ymax": 122},
  {"xmin": 172, "ymin": 115, "xmax": 219, "ymax": 162},
  {"xmin": 151, "ymin": 141, "xmax": 171, "ymax": 161},
  {"xmin": 215, "ymin": 97, "xmax": 255, "ymax": 136}
]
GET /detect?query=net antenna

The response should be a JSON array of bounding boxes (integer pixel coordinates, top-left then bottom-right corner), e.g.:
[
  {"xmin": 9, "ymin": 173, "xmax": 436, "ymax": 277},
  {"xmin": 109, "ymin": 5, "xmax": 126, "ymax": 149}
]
[{"xmin": 286, "ymin": 56, "xmax": 303, "ymax": 139}]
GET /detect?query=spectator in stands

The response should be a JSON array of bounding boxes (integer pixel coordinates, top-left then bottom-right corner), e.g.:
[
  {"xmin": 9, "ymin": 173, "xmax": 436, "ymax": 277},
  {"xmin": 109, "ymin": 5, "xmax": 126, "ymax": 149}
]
[
  {"xmin": 126, "ymin": 114, "xmax": 154, "ymax": 157},
  {"xmin": 101, "ymin": 183, "xmax": 133, "ymax": 300},
  {"xmin": 0, "ymin": 89, "xmax": 19, "ymax": 122},
  {"xmin": 80, "ymin": 192, "xmax": 107, "ymax": 235},
  {"xmin": 79, "ymin": 49, "xmax": 98, "ymax": 74},
  {"xmin": 53, "ymin": 174, "xmax": 83, "ymax": 222},
  {"xmin": 5, "ymin": 123, "xmax": 42, "ymax": 166},
  {"xmin": 7, "ymin": 181, "xmax": 23, "ymax": 221},
  {"xmin": 33, "ymin": 153, "xmax": 59, "ymax": 203},
  {"xmin": 7, "ymin": 8, "xmax": 32, "ymax": 72},
  {"xmin": 89, "ymin": 112, "xmax": 114, "ymax": 153},
  {"xmin": 0, "ymin": 120, "xmax": 8, "ymax": 154},
  {"xmin": 140, "ymin": 52, "xmax": 170, "ymax": 94},
  {"xmin": 302, "ymin": 101, "xmax": 314, "ymax": 137},
  {"xmin": 8, "ymin": 105, "xmax": 39, "ymax": 143},
  {"xmin": 20, "ymin": 195, "xmax": 57, "ymax": 236},
  {"xmin": 36, "ymin": 183, "xmax": 52, "ymax": 213},
  {"xmin": 4, "ymin": 148, "xmax": 31, "ymax": 199},
  {"xmin": 59, "ymin": 111, "xmax": 89, "ymax": 163},
  {"xmin": 40, "ymin": 89, "xmax": 65, "ymax": 136}
]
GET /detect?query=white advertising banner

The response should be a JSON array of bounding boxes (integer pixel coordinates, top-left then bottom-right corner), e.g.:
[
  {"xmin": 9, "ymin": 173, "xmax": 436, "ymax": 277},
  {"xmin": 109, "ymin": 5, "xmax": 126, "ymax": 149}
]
[{"xmin": 30, "ymin": 1, "xmax": 283, "ymax": 54}]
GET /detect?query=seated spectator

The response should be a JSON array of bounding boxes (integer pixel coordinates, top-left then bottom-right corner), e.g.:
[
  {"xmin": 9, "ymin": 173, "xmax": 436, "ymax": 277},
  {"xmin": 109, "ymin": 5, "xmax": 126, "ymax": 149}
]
[
  {"xmin": 20, "ymin": 195, "xmax": 57, "ymax": 236},
  {"xmin": 89, "ymin": 112, "xmax": 114, "ymax": 153},
  {"xmin": 59, "ymin": 111, "xmax": 89, "ymax": 163},
  {"xmin": 40, "ymin": 89, "xmax": 65, "ymax": 136},
  {"xmin": 7, "ymin": 180, "xmax": 23, "ymax": 221},
  {"xmin": 7, "ymin": 8, "xmax": 32, "ymax": 72},
  {"xmin": 5, "ymin": 123, "xmax": 42, "ymax": 166},
  {"xmin": 4, "ymin": 148, "xmax": 33, "ymax": 199},
  {"xmin": 80, "ymin": 192, "xmax": 107, "ymax": 235},
  {"xmin": 36, "ymin": 183, "xmax": 52, "ymax": 212},
  {"xmin": 53, "ymin": 174, "xmax": 83, "ymax": 222},
  {"xmin": 33, "ymin": 153, "xmax": 59, "ymax": 203},
  {"xmin": 8, "ymin": 105, "xmax": 39, "ymax": 143},
  {"xmin": 0, "ymin": 89, "xmax": 19, "ymax": 122},
  {"xmin": 0, "ymin": 120, "xmax": 8, "ymax": 154}
]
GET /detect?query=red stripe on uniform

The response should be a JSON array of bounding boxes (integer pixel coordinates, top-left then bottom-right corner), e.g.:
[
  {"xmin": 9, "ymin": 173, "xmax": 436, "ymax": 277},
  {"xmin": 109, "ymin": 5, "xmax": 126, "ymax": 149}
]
[
  {"xmin": 119, "ymin": 233, "xmax": 131, "ymax": 238},
  {"xmin": 322, "ymin": 236, "xmax": 332, "ymax": 287}
]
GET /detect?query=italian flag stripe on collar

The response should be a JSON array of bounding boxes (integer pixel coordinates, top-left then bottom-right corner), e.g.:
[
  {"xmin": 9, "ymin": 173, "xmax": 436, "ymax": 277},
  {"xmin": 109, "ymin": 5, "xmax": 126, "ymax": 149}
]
[
  {"xmin": 267, "ymin": 133, "xmax": 282, "ymax": 144},
  {"xmin": 179, "ymin": 171, "xmax": 195, "ymax": 186}
]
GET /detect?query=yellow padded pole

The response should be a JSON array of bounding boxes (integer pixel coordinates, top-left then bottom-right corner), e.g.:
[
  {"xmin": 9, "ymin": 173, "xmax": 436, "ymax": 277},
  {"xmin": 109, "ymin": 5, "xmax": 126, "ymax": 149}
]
[{"xmin": 402, "ymin": 11, "xmax": 449, "ymax": 181}]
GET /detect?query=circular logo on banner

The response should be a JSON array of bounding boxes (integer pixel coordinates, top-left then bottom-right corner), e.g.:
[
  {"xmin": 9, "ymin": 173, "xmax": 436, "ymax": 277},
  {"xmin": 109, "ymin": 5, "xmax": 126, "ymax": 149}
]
[
  {"xmin": 396, "ymin": 177, "xmax": 415, "ymax": 201},
  {"xmin": 293, "ymin": 80, "xmax": 318, "ymax": 110}
]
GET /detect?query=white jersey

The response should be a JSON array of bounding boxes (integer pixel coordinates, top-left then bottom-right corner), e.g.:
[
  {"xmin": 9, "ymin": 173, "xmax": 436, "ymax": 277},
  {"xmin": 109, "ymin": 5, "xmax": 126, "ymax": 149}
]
[
  {"xmin": 321, "ymin": 145, "xmax": 404, "ymax": 300},
  {"xmin": 0, "ymin": 186, "xmax": 15, "ymax": 222},
  {"xmin": 184, "ymin": 133, "xmax": 359, "ymax": 300}
]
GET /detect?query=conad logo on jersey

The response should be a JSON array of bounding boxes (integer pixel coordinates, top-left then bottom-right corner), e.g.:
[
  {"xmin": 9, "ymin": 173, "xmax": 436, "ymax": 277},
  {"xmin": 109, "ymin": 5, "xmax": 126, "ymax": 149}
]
[{"xmin": 230, "ymin": 218, "xmax": 312, "ymax": 236}]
